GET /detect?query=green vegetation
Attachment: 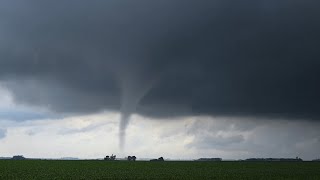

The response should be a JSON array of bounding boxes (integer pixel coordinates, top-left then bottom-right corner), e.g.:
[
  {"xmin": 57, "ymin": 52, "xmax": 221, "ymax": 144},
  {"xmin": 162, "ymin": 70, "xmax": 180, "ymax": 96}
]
[{"xmin": 0, "ymin": 160, "xmax": 319, "ymax": 179}]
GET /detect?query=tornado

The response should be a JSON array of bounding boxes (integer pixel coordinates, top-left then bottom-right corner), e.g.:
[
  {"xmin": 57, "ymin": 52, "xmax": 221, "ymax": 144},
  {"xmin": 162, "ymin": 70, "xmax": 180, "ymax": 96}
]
[
  {"xmin": 118, "ymin": 95, "xmax": 137, "ymax": 150},
  {"xmin": 119, "ymin": 113, "xmax": 131, "ymax": 150},
  {"xmin": 117, "ymin": 69, "xmax": 161, "ymax": 150}
]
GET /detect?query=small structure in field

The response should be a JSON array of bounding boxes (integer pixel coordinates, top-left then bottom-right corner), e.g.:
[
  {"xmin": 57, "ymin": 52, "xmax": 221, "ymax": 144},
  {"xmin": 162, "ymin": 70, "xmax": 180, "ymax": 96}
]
[
  {"xmin": 12, "ymin": 155, "xmax": 26, "ymax": 160},
  {"xmin": 150, "ymin": 157, "xmax": 164, "ymax": 161},
  {"xmin": 127, "ymin": 156, "xmax": 136, "ymax": 161},
  {"xmin": 104, "ymin": 154, "xmax": 116, "ymax": 161}
]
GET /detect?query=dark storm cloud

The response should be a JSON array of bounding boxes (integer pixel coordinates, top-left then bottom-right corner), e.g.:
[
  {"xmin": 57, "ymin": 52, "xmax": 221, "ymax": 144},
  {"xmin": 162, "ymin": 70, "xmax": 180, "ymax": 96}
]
[{"xmin": 0, "ymin": 0, "xmax": 320, "ymax": 119}]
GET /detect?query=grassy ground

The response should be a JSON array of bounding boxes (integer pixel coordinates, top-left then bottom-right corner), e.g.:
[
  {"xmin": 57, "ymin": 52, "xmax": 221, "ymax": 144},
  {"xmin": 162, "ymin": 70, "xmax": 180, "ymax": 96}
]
[{"xmin": 0, "ymin": 160, "xmax": 319, "ymax": 179}]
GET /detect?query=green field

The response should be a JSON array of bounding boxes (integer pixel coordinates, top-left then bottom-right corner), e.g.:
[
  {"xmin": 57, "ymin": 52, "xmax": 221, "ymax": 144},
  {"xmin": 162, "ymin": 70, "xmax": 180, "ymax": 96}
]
[{"xmin": 0, "ymin": 160, "xmax": 319, "ymax": 179}]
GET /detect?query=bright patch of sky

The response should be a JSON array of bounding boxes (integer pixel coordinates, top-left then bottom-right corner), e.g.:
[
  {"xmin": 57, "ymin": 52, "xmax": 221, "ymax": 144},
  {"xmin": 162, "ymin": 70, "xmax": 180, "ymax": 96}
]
[{"xmin": 1, "ymin": 111, "xmax": 319, "ymax": 160}]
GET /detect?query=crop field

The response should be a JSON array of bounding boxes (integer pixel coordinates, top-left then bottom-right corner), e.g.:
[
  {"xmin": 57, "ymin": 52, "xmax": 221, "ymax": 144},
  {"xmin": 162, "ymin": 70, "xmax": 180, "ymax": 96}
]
[{"xmin": 0, "ymin": 160, "xmax": 319, "ymax": 179}]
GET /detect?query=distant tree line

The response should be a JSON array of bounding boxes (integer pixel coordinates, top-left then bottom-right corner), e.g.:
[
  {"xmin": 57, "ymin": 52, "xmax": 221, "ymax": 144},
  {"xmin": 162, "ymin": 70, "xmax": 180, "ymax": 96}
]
[
  {"xmin": 195, "ymin": 158, "xmax": 222, "ymax": 161},
  {"xmin": 245, "ymin": 157, "xmax": 303, "ymax": 162}
]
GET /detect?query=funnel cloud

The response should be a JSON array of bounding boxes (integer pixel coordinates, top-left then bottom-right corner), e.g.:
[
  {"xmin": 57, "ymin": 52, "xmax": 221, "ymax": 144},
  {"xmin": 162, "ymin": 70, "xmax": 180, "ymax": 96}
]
[{"xmin": 0, "ymin": 0, "xmax": 320, "ymax": 148}]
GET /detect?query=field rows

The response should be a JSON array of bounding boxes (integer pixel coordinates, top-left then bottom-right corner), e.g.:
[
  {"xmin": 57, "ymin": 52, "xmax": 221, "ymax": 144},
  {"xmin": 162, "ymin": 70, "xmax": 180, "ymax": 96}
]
[{"xmin": 0, "ymin": 160, "xmax": 320, "ymax": 179}]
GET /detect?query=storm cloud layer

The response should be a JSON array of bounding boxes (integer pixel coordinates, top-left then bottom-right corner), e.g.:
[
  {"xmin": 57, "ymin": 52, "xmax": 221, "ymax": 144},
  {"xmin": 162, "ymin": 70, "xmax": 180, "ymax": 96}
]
[{"xmin": 1, "ymin": 0, "xmax": 320, "ymax": 120}]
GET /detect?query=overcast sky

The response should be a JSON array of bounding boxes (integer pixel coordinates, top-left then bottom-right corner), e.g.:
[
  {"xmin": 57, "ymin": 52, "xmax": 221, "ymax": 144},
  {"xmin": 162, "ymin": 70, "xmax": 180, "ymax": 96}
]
[{"xmin": 0, "ymin": 1, "xmax": 320, "ymax": 160}]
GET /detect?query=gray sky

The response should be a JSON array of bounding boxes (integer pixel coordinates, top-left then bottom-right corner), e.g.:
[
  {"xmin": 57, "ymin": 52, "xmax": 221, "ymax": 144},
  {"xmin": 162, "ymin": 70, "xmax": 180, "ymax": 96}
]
[{"xmin": 0, "ymin": 1, "xmax": 320, "ymax": 159}]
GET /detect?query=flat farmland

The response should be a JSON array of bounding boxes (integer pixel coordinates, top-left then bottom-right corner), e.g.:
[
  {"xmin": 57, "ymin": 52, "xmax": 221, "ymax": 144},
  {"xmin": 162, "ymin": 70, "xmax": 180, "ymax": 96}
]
[{"xmin": 0, "ymin": 160, "xmax": 319, "ymax": 179}]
